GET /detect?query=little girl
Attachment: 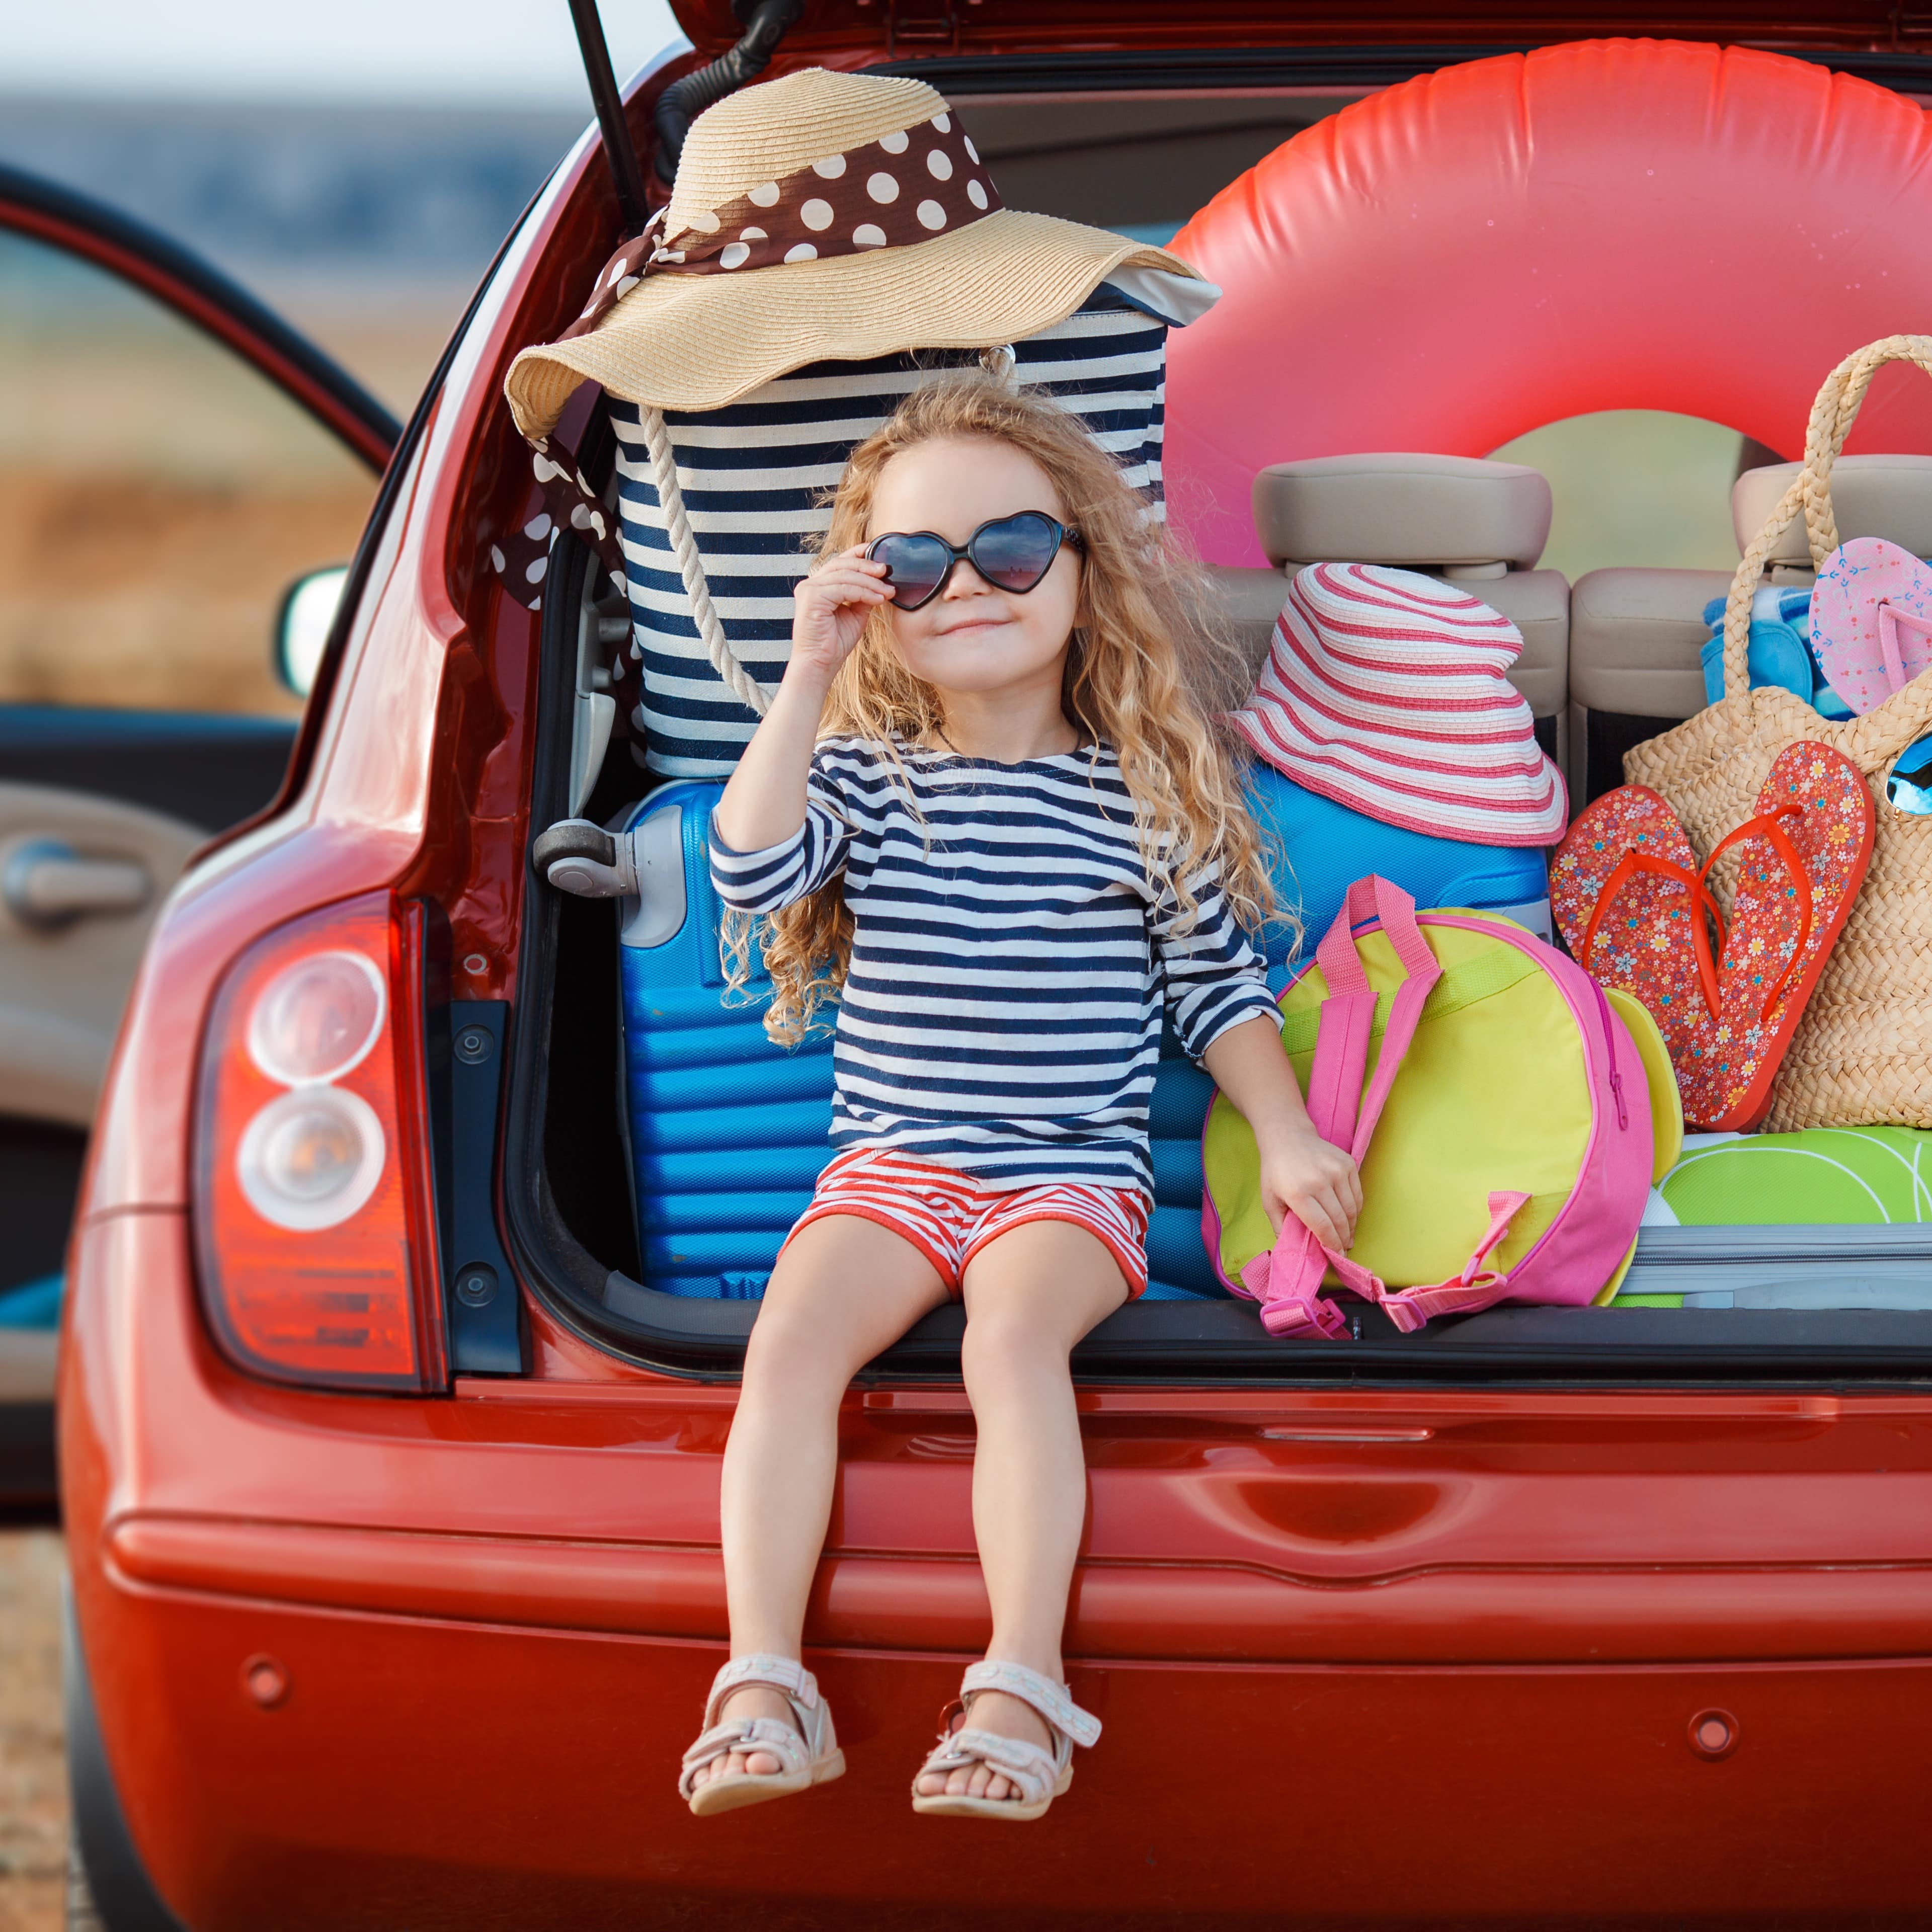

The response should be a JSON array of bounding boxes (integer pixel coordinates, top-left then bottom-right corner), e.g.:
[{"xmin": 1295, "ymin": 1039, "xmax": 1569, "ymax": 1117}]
[{"xmin": 680, "ymin": 376, "xmax": 1360, "ymax": 1821}]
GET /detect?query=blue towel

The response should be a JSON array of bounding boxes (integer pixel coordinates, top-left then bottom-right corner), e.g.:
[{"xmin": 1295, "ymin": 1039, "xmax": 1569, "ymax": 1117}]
[
  {"xmin": 0, "ymin": 1275, "xmax": 62, "ymax": 1330},
  {"xmin": 1700, "ymin": 588, "xmax": 1854, "ymax": 719}
]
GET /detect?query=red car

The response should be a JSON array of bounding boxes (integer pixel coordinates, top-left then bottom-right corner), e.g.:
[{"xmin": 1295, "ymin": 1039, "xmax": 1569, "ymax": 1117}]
[{"xmin": 59, "ymin": 4, "xmax": 1932, "ymax": 1928}]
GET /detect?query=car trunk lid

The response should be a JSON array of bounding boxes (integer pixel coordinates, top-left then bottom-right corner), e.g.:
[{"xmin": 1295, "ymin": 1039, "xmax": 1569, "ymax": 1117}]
[{"xmin": 666, "ymin": 0, "xmax": 1932, "ymax": 65}]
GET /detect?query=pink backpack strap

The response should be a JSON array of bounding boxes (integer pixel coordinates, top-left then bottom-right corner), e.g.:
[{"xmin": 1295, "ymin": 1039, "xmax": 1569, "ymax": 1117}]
[
  {"xmin": 1240, "ymin": 877, "xmax": 1438, "ymax": 1337},
  {"xmin": 1367, "ymin": 1190, "xmax": 1533, "ymax": 1331},
  {"xmin": 1239, "ymin": 877, "xmax": 1535, "ymax": 1339}
]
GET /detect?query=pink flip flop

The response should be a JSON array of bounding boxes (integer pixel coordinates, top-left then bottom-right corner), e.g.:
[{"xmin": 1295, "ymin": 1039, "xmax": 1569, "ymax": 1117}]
[
  {"xmin": 1550, "ymin": 784, "xmax": 1726, "ymax": 1064},
  {"xmin": 1810, "ymin": 536, "xmax": 1932, "ymax": 716},
  {"xmin": 1675, "ymin": 741, "xmax": 1875, "ymax": 1131}
]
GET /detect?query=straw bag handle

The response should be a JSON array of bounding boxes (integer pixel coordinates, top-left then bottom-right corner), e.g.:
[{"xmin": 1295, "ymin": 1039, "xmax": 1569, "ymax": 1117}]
[{"xmin": 1719, "ymin": 334, "xmax": 1932, "ymax": 701}]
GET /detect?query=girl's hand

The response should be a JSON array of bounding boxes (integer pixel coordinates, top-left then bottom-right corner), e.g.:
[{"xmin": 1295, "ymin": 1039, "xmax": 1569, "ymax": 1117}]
[
  {"xmin": 1257, "ymin": 1125, "xmax": 1362, "ymax": 1254},
  {"xmin": 789, "ymin": 545, "xmax": 893, "ymax": 685},
  {"xmin": 1197, "ymin": 1011, "xmax": 1358, "ymax": 1250}
]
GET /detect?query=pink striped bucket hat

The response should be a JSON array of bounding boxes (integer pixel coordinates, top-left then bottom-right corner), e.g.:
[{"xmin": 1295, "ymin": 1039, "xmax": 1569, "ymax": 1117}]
[{"xmin": 1229, "ymin": 562, "xmax": 1568, "ymax": 846}]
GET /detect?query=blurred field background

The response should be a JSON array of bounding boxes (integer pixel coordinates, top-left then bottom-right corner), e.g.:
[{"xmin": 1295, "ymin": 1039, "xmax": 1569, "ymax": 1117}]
[
  {"xmin": 0, "ymin": 98, "xmax": 593, "ymax": 716},
  {"xmin": 0, "ymin": 1537, "xmax": 63, "ymax": 1932},
  {"xmin": 0, "ymin": 233, "xmax": 373, "ymax": 716},
  {"xmin": 0, "ymin": 75, "xmax": 1766, "ymax": 723},
  {"xmin": 1494, "ymin": 408, "xmax": 1754, "ymax": 583}
]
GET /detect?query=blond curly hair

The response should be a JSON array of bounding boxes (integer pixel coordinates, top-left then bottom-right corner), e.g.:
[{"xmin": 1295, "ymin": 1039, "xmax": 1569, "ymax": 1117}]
[{"xmin": 729, "ymin": 374, "xmax": 1285, "ymax": 1045}]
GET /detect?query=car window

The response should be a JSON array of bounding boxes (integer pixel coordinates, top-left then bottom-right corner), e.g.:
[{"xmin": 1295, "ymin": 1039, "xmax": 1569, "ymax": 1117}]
[
  {"xmin": 0, "ymin": 226, "xmax": 376, "ymax": 718},
  {"xmin": 1490, "ymin": 410, "xmax": 1748, "ymax": 581}
]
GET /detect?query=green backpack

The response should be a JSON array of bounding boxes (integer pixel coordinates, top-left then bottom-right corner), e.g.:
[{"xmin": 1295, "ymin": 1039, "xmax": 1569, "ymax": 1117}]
[{"xmin": 1201, "ymin": 876, "xmax": 1670, "ymax": 1337}]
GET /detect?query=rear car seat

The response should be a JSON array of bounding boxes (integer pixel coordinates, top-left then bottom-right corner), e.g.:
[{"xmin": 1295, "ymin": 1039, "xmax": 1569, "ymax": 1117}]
[
  {"xmin": 1568, "ymin": 454, "xmax": 1932, "ymax": 807},
  {"xmin": 1205, "ymin": 451, "xmax": 1570, "ymax": 768},
  {"xmin": 1730, "ymin": 453, "xmax": 1932, "ymax": 570},
  {"xmin": 1568, "ymin": 568, "xmax": 1731, "ymax": 807}
]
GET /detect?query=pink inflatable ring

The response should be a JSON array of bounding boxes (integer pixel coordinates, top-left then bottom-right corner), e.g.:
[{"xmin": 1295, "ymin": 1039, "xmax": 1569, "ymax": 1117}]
[{"xmin": 1166, "ymin": 39, "xmax": 1932, "ymax": 566}]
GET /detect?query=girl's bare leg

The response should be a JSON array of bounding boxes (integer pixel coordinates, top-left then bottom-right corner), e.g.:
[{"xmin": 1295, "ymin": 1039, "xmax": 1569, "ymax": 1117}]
[
  {"xmin": 693, "ymin": 1214, "xmax": 948, "ymax": 1788},
  {"xmin": 915, "ymin": 1220, "xmax": 1130, "ymax": 1802}
]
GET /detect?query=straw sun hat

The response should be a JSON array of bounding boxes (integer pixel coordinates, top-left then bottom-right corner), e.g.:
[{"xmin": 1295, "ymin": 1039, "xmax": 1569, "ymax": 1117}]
[{"xmin": 505, "ymin": 66, "xmax": 1207, "ymax": 437}]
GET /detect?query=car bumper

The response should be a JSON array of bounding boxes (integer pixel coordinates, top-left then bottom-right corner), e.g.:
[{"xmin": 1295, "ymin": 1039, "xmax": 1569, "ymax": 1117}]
[
  {"xmin": 70, "ymin": 1557, "xmax": 1932, "ymax": 1931},
  {"xmin": 62, "ymin": 1211, "xmax": 1932, "ymax": 1929}
]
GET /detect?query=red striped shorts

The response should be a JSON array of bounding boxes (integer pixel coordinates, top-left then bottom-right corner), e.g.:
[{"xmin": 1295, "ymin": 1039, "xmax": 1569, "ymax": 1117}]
[{"xmin": 783, "ymin": 1148, "xmax": 1151, "ymax": 1299}]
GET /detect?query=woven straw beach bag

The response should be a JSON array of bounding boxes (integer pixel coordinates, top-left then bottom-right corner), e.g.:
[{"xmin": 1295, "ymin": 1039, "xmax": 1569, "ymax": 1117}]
[{"xmin": 1624, "ymin": 336, "xmax": 1932, "ymax": 1130}]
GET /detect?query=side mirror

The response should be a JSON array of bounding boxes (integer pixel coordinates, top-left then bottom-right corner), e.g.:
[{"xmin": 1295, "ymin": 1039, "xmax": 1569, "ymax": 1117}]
[{"xmin": 273, "ymin": 566, "xmax": 349, "ymax": 700}]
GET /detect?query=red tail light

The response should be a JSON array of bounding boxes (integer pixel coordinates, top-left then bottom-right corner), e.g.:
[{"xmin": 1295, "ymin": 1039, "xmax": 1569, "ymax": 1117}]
[{"xmin": 194, "ymin": 892, "xmax": 446, "ymax": 1392}]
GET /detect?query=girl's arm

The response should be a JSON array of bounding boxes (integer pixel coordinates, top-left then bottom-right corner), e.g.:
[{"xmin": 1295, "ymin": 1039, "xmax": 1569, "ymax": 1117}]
[
  {"xmin": 1152, "ymin": 859, "xmax": 1362, "ymax": 1254},
  {"xmin": 713, "ymin": 546, "xmax": 891, "ymax": 854},
  {"xmin": 1200, "ymin": 1016, "xmax": 1362, "ymax": 1255}
]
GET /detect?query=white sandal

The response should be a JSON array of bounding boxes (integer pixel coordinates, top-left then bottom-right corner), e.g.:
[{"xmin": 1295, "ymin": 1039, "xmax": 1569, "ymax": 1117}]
[
  {"xmin": 678, "ymin": 1654, "xmax": 845, "ymax": 1817},
  {"xmin": 909, "ymin": 1659, "xmax": 1101, "ymax": 1821}
]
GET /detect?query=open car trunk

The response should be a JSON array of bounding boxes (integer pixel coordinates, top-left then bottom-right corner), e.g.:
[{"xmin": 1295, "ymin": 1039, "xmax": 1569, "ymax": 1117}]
[
  {"xmin": 504, "ymin": 534, "xmax": 1932, "ymax": 1385},
  {"xmin": 501, "ymin": 52, "xmax": 1932, "ymax": 1385}
]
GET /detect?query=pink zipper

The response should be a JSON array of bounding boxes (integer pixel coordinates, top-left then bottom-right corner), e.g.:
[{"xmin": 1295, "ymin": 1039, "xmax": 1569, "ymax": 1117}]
[{"xmin": 1587, "ymin": 975, "xmax": 1629, "ymax": 1131}]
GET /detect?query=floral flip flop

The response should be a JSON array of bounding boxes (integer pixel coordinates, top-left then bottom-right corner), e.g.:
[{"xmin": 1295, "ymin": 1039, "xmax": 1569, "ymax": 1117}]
[
  {"xmin": 1675, "ymin": 742, "xmax": 1875, "ymax": 1131},
  {"xmin": 1550, "ymin": 784, "xmax": 1727, "ymax": 1064}
]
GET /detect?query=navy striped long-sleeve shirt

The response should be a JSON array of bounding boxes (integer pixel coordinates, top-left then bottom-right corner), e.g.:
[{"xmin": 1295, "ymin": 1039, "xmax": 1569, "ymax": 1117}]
[{"xmin": 709, "ymin": 737, "xmax": 1277, "ymax": 1199}]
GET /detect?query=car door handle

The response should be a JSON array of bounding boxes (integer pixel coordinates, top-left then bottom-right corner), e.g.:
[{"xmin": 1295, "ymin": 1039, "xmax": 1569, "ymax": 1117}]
[{"xmin": 3, "ymin": 840, "xmax": 151, "ymax": 928}]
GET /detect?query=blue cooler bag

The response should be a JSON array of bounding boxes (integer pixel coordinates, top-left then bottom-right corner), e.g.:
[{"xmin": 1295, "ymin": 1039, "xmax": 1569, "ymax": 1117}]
[{"xmin": 1243, "ymin": 763, "xmax": 1553, "ymax": 982}]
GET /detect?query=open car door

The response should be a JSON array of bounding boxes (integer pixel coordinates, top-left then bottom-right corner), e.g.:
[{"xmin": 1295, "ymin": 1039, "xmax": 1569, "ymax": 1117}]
[{"xmin": 0, "ymin": 166, "xmax": 399, "ymax": 1497}]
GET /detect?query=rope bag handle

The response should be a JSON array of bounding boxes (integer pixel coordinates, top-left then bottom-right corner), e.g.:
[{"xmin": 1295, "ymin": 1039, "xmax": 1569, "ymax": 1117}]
[
  {"xmin": 632, "ymin": 347, "xmax": 1019, "ymax": 724},
  {"xmin": 1720, "ymin": 335, "xmax": 1932, "ymax": 702},
  {"xmin": 635, "ymin": 404, "xmax": 773, "ymax": 718}
]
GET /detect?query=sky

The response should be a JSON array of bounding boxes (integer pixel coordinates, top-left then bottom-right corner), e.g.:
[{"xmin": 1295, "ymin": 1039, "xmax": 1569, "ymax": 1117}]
[{"xmin": 0, "ymin": 1, "xmax": 686, "ymax": 105}]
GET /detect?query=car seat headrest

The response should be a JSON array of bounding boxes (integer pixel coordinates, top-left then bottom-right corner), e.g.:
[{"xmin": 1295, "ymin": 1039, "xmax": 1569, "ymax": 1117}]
[
  {"xmin": 1733, "ymin": 454, "xmax": 1932, "ymax": 568},
  {"xmin": 1251, "ymin": 453, "xmax": 1553, "ymax": 580}
]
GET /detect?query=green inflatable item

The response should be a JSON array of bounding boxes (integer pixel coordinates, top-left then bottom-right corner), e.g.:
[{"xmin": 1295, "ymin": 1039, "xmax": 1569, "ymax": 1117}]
[
  {"xmin": 1614, "ymin": 1126, "xmax": 1932, "ymax": 1308},
  {"xmin": 1659, "ymin": 1126, "xmax": 1932, "ymax": 1226}
]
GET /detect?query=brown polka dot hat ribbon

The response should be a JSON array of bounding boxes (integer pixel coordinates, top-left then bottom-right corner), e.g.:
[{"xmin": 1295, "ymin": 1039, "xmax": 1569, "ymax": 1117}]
[
  {"xmin": 561, "ymin": 110, "xmax": 998, "ymax": 344},
  {"xmin": 489, "ymin": 436, "xmax": 624, "ymax": 613}
]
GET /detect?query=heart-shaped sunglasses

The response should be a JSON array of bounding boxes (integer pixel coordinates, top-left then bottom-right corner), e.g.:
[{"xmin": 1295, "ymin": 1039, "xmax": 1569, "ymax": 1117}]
[{"xmin": 866, "ymin": 511, "xmax": 1081, "ymax": 612}]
